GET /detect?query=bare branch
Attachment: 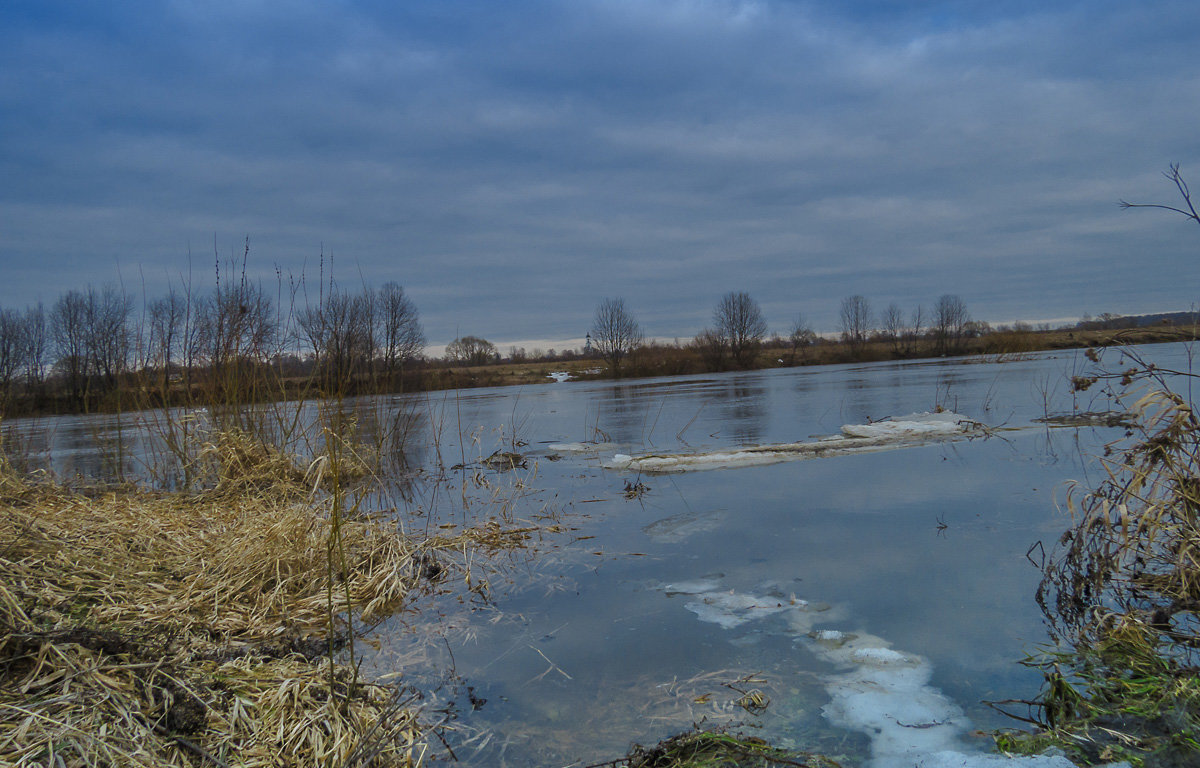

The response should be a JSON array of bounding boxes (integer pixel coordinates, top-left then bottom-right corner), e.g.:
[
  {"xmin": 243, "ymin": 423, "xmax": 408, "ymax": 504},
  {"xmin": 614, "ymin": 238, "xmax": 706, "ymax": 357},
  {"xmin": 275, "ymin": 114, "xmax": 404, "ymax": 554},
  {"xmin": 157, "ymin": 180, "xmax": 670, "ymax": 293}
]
[{"xmin": 1120, "ymin": 164, "xmax": 1200, "ymax": 224}]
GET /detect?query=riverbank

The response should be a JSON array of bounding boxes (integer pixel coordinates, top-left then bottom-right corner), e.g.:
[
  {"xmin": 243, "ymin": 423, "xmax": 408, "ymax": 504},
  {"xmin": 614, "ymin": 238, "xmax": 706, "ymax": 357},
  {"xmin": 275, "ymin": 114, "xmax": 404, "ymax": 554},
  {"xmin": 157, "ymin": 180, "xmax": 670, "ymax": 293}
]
[
  {"xmin": 1, "ymin": 323, "xmax": 1194, "ymax": 421},
  {"xmin": 0, "ymin": 429, "xmax": 543, "ymax": 766},
  {"xmin": 417, "ymin": 324, "xmax": 1200, "ymax": 389}
]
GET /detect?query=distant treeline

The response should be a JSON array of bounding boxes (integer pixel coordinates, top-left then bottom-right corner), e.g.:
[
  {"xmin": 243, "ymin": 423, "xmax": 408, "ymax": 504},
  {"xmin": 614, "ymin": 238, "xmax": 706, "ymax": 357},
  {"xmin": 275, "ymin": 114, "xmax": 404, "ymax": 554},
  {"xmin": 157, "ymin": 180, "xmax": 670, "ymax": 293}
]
[
  {"xmin": 576, "ymin": 292, "xmax": 1199, "ymax": 381},
  {"xmin": 0, "ymin": 256, "xmax": 1195, "ymax": 418}
]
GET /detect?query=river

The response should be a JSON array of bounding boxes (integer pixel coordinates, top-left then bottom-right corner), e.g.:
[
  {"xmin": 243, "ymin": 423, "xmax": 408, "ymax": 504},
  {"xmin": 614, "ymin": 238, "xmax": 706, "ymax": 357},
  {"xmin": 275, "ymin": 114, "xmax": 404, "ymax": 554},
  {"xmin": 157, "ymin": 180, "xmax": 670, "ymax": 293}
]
[{"xmin": 4, "ymin": 343, "xmax": 1186, "ymax": 767}]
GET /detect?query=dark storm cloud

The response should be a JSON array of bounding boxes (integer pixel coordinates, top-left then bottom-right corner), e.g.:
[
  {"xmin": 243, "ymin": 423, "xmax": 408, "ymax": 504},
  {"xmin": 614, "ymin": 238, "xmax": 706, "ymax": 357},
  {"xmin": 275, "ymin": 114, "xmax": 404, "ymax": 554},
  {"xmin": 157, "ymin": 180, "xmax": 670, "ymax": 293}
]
[{"xmin": 1, "ymin": 0, "xmax": 1198, "ymax": 347}]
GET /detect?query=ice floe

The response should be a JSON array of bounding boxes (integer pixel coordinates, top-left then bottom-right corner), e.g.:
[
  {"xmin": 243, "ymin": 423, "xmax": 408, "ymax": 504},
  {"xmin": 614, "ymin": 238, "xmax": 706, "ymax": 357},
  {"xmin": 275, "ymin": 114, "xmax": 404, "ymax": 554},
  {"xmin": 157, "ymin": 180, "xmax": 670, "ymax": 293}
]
[
  {"xmin": 655, "ymin": 578, "xmax": 1110, "ymax": 768},
  {"xmin": 546, "ymin": 441, "xmax": 617, "ymax": 453},
  {"xmin": 608, "ymin": 412, "xmax": 981, "ymax": 473}
]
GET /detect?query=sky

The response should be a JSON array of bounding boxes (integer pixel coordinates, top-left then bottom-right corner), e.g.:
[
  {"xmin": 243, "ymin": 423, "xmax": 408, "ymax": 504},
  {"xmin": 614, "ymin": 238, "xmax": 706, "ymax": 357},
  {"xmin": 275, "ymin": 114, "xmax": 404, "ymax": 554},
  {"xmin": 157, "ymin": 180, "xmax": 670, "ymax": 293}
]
[{"xmin": 2, "ymin": 0, "xmax": 1198, "ymax": 352}]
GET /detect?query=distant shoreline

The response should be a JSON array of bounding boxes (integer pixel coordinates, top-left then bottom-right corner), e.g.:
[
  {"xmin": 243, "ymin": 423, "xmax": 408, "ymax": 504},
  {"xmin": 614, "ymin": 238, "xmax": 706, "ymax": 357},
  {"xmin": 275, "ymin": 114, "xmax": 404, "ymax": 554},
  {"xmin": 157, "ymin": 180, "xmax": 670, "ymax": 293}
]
[{"xmin": 3, "ymin": 322, "xmax": 1193, "ymax": 421}]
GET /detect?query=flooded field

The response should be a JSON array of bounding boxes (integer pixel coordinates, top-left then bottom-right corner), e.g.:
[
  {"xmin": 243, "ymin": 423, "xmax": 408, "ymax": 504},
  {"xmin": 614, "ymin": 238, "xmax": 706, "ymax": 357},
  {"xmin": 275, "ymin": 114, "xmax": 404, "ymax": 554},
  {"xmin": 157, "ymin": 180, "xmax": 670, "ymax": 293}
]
[{"xmin": 6, "ymin": 343, "xmax": 1190, "ymax": 767}]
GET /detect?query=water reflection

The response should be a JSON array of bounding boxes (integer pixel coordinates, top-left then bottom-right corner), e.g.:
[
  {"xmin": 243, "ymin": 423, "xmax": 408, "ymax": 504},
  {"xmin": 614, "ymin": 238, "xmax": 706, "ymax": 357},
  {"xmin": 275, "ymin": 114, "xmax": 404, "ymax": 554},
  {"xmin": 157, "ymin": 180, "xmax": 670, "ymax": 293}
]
[{"xmin": 715, "ymin": 379, "xmax": 767, "ymax": 443}]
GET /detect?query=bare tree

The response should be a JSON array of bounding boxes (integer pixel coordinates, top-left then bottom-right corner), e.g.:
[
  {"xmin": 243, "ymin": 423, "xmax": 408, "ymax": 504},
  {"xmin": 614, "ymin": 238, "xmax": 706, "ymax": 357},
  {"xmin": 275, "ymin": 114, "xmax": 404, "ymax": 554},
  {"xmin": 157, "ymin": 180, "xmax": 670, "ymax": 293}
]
[
  {"xmin": 85, "ymin": 285, "xmax": 133, "ymax": 388},
  {"xmin": 297, "ymin": 289, "xmax": 375, "ymax": 388},
  {"xmin": 714, "ymin": 291, "xmax": 767, "ymax": 368},
  {"xmin": 0, "ymin": 309, "xmax": 23, "ymax": 395},
  {"xmin": 881, "ymin": 303, "xmax": 905, "ymax": 354},
  {"xmin": 933, "ymin": 294, "xmax": 970, "ymax": 354},
  {"xmin": 21, "ymin": 303, "xmax": 46, "ymax": 387},
  {"xmin": 692, "ymin": 328, "xmax": 727, "ymax": 370},
  {"xmin": 839, "ymin": 295, "xmax": 873, "ymax": 352},
  {"xmin": 149, "ymin": 289, "xmax": 186, "ymax": 389},
  {"xmin": 787, "ymin": 314, "xmax": 817, "ymax": 364},
  {"xmin": 591, "ymin": 297, "xmax": 643, "ymax": 377},
  {"xmin": 901, "ymin": 304, "xmax": 926, "ymax": 356},
  {"xmin": 197, "ymin": 280, "xmax": 276, "ymax": 371},
  {"xmin": 51, "ymin": 290, "xmax": 90, "ymax": 403},
  {"xmin": 47, "ymin": 287, "xmax": 130, "ymax": 401},
  {"xmin": 377, "ymin": 282, "xmax": 425, "ymax": 378},
  {"xmin": 445, "ymin": 336, "xmax": 497, "ymax": 366}
]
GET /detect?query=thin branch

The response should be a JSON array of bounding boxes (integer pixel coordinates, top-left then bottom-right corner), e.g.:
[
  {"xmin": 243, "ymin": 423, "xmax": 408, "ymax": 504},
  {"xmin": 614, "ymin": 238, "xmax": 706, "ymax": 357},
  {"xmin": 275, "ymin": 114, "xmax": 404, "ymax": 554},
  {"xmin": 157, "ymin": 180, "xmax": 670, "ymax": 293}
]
[{"xmin": 1119, "ymin": 163, "xmax": 1200, "ymax": 224}]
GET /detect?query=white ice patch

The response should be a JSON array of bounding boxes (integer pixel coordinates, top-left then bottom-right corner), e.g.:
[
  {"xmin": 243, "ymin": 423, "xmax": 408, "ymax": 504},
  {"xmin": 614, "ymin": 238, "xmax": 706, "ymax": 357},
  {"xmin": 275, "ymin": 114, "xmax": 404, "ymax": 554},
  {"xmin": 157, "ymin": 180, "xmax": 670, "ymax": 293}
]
[
  {"xmin": 848, "ymin": 646, "xmax": 913, "ymax": 666},
  {"xmin": 839, "ymin": 411, "xmax": 969, "ymax": 439},
  {"xmin": 661, "ymin": 579, "xmax": 725, "ymax": 596},
  {"xmin": 682, "ymin": 591, "xmax": 797, "ymax": 629},
  {"xmin": 548, "ymin": 441, "xmax": 617, "ymax": 453},
  {"xmin": 817, "ymin": 636, "xmax": 968, "ymax": 768},
  {"xmin": 607, "ymin": 412, "xmax": 979, "ymax": 473},
  {"xmin": 547, "ymin": 371, "xmax": 572, "ymax": 382},
  {"xmin": 658, "ymin": 578, "xmax": 1094, "ymax": 768}
]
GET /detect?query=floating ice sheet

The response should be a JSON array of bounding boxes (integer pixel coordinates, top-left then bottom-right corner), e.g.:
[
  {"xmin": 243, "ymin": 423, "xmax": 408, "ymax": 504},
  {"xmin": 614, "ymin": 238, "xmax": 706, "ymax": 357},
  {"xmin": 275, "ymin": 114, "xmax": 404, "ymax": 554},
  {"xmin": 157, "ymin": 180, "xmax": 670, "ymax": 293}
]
[
  {"xmin": 609, "ymin": 412, "xmax": 980, "ymax": 473},
  {"xmin": 656, "ymin": 578, "xmax": 1116, "ymax": 768},
  {"xmin": 546, "ymin": 441, "xmax": 618, "ymax": 453}
]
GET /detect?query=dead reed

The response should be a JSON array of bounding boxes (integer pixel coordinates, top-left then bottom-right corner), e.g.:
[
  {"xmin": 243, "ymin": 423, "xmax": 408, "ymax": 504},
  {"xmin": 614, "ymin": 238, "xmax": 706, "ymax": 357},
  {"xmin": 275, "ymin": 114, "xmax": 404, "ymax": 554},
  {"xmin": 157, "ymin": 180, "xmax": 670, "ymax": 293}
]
[
  {"xmin": 0, "ymin": 425, "xmax": 538, "ymax": 766},
  {"xmin": 1015, "ymin": 347, "xmax": 1200, "ymax": 764}
]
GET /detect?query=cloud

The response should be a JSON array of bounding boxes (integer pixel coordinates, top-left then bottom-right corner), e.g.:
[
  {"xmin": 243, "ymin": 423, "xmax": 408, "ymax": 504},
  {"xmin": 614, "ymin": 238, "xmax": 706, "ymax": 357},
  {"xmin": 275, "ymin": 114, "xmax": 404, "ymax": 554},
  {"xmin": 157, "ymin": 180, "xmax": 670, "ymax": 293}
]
[{"xmin": 1, "ymin": 0, "xmax": 1198, "ymax": 348}]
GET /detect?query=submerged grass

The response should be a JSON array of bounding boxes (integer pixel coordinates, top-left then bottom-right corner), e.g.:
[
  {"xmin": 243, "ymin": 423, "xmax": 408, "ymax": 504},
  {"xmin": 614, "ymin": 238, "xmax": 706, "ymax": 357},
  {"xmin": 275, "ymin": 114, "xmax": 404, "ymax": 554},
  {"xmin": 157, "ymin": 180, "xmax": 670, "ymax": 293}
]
[
  {"xmin": 0, "ymin": 425, "xmax": 540, "ymax": 766},
  {"xmin": 609, "ymin": 728, "xmax": 839, "ymax": 768}
]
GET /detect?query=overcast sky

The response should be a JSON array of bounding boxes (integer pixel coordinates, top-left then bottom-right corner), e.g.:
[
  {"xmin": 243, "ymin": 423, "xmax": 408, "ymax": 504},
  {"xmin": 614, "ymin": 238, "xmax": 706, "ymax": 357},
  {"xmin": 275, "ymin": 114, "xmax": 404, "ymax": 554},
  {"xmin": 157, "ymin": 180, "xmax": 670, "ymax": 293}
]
[{"xmin": 2, "ymin": 0, "xmax": 1198, "ymax": 350}]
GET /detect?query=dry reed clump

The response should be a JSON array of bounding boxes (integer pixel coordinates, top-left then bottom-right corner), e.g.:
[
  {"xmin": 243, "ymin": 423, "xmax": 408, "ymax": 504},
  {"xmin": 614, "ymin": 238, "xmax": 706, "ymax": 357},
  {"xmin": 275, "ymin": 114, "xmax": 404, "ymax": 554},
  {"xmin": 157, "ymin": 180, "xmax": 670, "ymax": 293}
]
[
  {"xmin": 0, "ymin": 444, "xmax": 526, "ymax": 767},
  {"xmin": 1024, "ymin": 359, "xmax": 1200, "ymax": 765},
  {"xmin": 1040, "ymin": 385, "xmax": 1200, "ymax": 653},
  {"xmin": 194, "ymin": 427, "xmax": 372, "ymax": 498}
]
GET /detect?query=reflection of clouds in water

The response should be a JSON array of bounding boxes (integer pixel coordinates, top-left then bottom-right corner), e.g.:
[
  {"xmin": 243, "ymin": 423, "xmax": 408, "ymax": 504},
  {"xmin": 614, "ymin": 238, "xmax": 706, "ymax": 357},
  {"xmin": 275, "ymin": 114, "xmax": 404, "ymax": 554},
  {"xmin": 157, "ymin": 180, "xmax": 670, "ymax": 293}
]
[
  {"xmin": 659, "ymin": 579, "xmax": 1079, "ymax": 768},
  {"xmin": 641, "ymin": 507, "xmax": 725, "ymax": 543}
]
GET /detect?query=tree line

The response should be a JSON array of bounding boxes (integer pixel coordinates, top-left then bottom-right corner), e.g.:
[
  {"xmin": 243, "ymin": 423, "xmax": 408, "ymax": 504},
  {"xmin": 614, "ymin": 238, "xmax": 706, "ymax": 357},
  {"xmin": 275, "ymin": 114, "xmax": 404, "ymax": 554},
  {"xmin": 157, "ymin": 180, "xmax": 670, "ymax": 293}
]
[
  {"xmin": 0, "ymin": 260, "xmax": 426, "ymax": 414},
  {"xmin": 0, "ymin": 258, "xmax": 1175, "ymax": 414},
  {"xmin": 586, "ymin": 290, "xmax": 987, "ymax": 377}
]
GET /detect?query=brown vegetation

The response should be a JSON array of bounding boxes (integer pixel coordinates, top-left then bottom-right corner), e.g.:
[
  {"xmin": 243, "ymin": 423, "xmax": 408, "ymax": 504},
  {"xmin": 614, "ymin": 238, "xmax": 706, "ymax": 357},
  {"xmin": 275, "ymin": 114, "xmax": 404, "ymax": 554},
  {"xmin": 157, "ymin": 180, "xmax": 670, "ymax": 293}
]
[{"xmin": 0, "ymin": 416, "xmax": 546, "ymax": 765}]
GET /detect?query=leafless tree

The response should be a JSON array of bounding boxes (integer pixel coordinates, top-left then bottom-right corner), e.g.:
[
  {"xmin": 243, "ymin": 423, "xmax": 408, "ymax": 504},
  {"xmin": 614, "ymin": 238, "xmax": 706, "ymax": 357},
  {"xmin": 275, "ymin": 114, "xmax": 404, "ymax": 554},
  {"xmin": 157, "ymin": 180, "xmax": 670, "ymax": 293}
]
[
  {"xmin": 377, "ymin": 282, "xmax": 425, "ymax": 377},
  {"xmin": 787, "ymin": 314, "xmax": 817, "ymax": 363},
  {"xmin": 48, "ymin": 286, "xmax": 132, "ymax": 402},
  {"xmin": 197, "ymin": 280, "xmax": 276, "ymax": 371},
  {"xmin": 881, "ymin": 303, "xmax": 905, "ymax": 354},
  {"xmin": 149, "ymin": 289, "xmax": 187, "ymax": 388},
  {"xmin": 591, "ymin": 297, "xmax": 643, "ymax": 377},
  {"xmin": 714, "ymin": 291, "xmax": 767, "ymax": 368},
  {"xmin": 0, "ymin": 309, "xmax": 23, "ymax": 394},
  {"xmin": 21, "ymin": 303, "xmax": 46, "ymax": 387},
  {"xmin": 910, "ymin": 305, "xmax": 925, "ymax": 337},
  {"xmin": 445, "ymin": 336, "xmax": 497, "ymax": 366},
  {"xmin": 692, "ymin": 328, "xmax": 727, "ymax": 370},
  {"xmin": 933, "ymin": 294, "xmax": 970, "ymax": 354},
  {"xmin": 297, "ymin": 289, "xmax": 375, "ymax": 388},
  {"xmin": 51, "ymin": 290, "xmax": 90, "ymax": 402},
  {"xmin": 901, "ymin": 304, "xmax": 926, "ymax": 356},
  {"xmin": 86, "ymin": 285, "xmax": 133, "ymax": 388},
  {"xmin": 839, "ymin": 295, "xmax": 873, "ymax": 352}
]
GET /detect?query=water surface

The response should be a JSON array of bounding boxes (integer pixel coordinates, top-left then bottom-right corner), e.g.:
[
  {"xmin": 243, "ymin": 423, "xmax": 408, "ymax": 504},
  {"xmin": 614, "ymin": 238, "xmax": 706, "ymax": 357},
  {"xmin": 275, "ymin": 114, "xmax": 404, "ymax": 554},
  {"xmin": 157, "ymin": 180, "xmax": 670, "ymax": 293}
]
[{"xmin": 6, "ymin": 344, "xmax": 1185, "ymax": 766}]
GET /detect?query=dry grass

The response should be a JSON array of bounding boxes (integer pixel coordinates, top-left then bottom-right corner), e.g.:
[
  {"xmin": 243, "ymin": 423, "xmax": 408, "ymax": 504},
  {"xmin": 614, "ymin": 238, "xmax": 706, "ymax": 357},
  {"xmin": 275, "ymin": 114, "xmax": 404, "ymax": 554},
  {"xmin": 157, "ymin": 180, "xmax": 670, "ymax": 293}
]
[
  {"xmin": 0, "ymin": 429, "xmax": 539, "ymax": 767},
  {"xmin": 1022, "ymin": 347, "xmax": 1200, "ymax": 764}
]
